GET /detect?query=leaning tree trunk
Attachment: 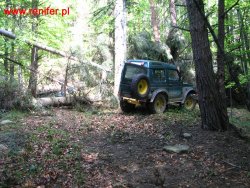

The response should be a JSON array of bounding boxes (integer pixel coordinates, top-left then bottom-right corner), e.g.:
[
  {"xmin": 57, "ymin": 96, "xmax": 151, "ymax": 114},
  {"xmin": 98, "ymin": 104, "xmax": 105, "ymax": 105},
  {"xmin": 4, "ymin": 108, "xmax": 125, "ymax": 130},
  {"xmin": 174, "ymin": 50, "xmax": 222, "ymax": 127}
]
[
  {"xmin": 186, "ymin": 0, "xmax": 228, "ymax": 131},
  {"xmin": 114, "ymin": 0, "xmax": 127, "ymax": 96}
]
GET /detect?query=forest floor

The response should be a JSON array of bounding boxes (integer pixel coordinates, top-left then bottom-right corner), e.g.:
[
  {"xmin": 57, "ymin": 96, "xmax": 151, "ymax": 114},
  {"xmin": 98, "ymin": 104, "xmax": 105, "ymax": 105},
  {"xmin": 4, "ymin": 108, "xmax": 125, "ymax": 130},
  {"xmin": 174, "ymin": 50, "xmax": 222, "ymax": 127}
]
[{"xmin": 0, "ymin": 106, "xmax": 249, "ymax": 188}]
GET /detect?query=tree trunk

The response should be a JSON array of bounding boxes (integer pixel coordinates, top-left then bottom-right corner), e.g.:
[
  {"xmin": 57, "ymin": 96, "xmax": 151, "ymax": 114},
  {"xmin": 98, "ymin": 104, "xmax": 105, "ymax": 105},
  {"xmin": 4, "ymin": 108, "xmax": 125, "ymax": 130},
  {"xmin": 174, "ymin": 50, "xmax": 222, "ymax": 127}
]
[
  {"xmin": 64, "ymin": 59, "xmax": 70, "ymax": 97},
  {"xmin": 3, "ymin": 0, "xmax": 11, "ymax": 81},
  {"xmin": 169, "ymin": 0, "xmax": 177, "ymax": 27},
  {"xmin": 216, "ymin": 0, "xmax": 229, "ymax": 128},
  {"xmin": 217, "ymin": 0, "xmax": 225, "ymax": 95},
  {"xmin": 18, "ymin": 65, "xmax": 23, "ymax": 91},
  {"xmin": 114, "ymin": 0, "xmax": 127, "ymax": 96},
  {"xmin": 28, "ymin": 0, "xmax": 39, "ymax": 97},
  {"xmin": 28, "ymin": 46, "xmax": 39, "ymax": 97},
  {"xmin": 237, "ymin": 8, "xmax": 249, "ymax": 74},
  {"xmin": 186, "ymin": 0, "xmax": 228, "ymax": 131},
  {"xmin": 4, "ymin": 39, "xmax": 8, "ymax": 81},
  {"xmin": 9, "ymin": 41, "xmax": 15, "ymax": 83},
  {"xmin": 149, "ymin": 0, "xmax": 160, "ymax": 43},
  {"xmin": 167, "ymin": 0, "xmax": 179, "ymax": 60}
]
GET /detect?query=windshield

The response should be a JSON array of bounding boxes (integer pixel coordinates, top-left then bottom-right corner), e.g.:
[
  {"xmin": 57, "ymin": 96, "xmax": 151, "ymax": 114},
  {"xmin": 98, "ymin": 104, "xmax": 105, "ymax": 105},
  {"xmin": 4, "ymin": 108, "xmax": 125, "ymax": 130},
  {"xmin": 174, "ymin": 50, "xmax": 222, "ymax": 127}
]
[{"xmin": 124, "ymin": 64, "xmax": 147, "ymax": 79}]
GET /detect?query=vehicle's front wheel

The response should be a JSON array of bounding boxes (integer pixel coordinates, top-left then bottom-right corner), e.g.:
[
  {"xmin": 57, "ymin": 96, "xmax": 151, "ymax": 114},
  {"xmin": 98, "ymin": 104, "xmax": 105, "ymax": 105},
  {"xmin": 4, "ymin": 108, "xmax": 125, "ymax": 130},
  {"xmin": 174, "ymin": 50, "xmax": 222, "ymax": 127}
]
[
  {"xmin": 184, "ymin": 94, "xmax": 196, "ymax": 110},
  {"xmin": 120, "ymin": 100, "xmax": 135, "ymax": 113},
  {"xmin": 149, "ymin": 93, "xmax": 167, "ymax": 113}
]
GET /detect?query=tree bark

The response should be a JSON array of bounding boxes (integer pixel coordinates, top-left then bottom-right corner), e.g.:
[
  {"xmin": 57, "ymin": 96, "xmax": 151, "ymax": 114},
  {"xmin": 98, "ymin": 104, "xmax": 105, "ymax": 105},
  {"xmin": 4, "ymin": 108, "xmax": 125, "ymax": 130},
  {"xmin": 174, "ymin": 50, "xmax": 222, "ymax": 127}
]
[
  {"xmin": 217, "ymin": 0, "xmax": 225, "ymax": 95},
  {"xmin": 28, "ymin": 46, "xmax": 39, "ymax": 97},
  {"xmin": 9, "ymin": 41, "xmax": 15, "ymax": 83},
  {"xmin": 3, "ymin": 0, "xmax": 11, "ymax": 81},
  {"xmin": 149, "ymin": 0, "xmax": 160, "ymax": 43},
  {"xmin": 169, "ymin": 0, "xmax": 177, "ymax": 27},
  {"xmin": 216, "ymin": 0, "xmax": 229, "ymax": 129},
  {"xmin": 167, "ymin": 0, "xmax": 179, "ymax": 60},
  {"xmin": 186, "ymin": 0, "xmax": 228, "ymax": 131},
  {"xmin": 28, "ymin": 0, "xmax": 39, "ymax": 97},
  {"xmin": 237, "ymin": 8, "xmax": 249, "ymax": 74},
  {"xmin": 114, "ymin": 0, "xmax": 127, "ymax": 96},
  {"xmin": 4, "ymin": 39, "xmax": 8, "ymax": 80}
]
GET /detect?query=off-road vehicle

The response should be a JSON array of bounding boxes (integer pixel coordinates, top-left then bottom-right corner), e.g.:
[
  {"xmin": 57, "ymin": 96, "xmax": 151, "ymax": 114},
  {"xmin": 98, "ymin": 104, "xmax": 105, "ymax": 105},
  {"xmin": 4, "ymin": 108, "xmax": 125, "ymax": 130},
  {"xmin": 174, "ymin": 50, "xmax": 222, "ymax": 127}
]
[{"xmin": 118, "ymin": 60, "xmax": 197, "ymax": 113}]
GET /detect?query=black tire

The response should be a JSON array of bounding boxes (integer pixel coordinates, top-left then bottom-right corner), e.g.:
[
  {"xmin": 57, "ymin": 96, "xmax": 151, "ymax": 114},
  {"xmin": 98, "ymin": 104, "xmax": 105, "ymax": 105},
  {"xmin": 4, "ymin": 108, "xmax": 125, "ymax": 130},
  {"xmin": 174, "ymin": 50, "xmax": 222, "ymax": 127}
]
[
  {"xmin": 120, "ymin": 100, "xmax": 135, "ymax": 113},
  {"xmin": 149, "ymin": 93, "xmax": 167, "ymax": 113},
  {"xmin": 131, "ymin": 74, "xmax": 150, "ymax": 99},
  {"xmin": 184, "ymin": 94, "xmax": 196, "ymax": 110}
]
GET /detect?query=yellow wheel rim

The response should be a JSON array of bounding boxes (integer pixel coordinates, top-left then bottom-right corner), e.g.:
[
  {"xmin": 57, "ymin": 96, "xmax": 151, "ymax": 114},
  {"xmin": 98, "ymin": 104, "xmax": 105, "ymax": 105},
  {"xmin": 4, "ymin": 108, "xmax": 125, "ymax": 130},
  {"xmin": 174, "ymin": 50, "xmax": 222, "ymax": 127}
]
[
  {"xmin": 137, "ymin": 79, "xmax": 148, "ymax": 95},
  {"xmin": 154, "ymin": 95, "xmax": 166, "ymax": 113},
  {"xmin": 185, "ymin": 97, "xmax": 194, "ymax": 110}
]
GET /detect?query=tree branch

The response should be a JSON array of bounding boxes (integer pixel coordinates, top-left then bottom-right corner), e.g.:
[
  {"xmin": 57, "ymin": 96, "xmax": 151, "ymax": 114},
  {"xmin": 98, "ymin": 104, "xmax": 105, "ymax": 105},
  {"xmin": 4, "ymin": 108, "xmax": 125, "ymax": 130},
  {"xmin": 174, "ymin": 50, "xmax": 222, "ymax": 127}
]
[
  {"xmin": 171, "ymin": 25, "xmax": 190, "ymax": 32},
  {"xmin": 175, "ymin": 4, "xmax": 186, "ymax": 7},
  {"xmin": 178, "ymin": 42, "xmax": 192, "ymax": 56},
  {"xmin": 223, "ymin": 0, "xmax": 240, "ymax": 17},
  {"xmin": 0, "ymin": 55, "xmax": 23, "ymax": 67}
]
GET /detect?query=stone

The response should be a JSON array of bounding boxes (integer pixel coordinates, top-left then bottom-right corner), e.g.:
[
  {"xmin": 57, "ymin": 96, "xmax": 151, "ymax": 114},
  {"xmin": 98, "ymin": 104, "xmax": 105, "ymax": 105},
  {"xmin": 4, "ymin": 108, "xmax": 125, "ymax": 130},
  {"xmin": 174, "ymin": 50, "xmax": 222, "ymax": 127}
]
[
  {"xmin": 163, "ymin": 144, "xmax": 190, "ymax": 153},
  {"xmin": 0, "ymin": 144, "xmax": 9, "ymax": 155},
  {"xmin": 0, "ymin": 120, "xmax": 13, "ymax": 125},
  {"xmin": 182, "ymin": 133, "xmax": 192, "ymax": 139}
]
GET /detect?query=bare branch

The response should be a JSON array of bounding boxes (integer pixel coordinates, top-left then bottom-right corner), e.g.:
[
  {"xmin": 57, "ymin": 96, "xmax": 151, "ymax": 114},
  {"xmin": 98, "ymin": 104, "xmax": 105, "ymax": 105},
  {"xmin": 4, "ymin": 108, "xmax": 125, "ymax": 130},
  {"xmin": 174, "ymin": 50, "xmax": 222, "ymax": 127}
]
[
  {"xmin": 171, "ymin": 25, "xmax": 190, "ymax": 32},
  {"xmin": 223, "ymin": 0, "xmax": 240, "ymax": 17},
  {"xmin": 175, "ymin": 4, "xmax": 186, "ymax": 7}
]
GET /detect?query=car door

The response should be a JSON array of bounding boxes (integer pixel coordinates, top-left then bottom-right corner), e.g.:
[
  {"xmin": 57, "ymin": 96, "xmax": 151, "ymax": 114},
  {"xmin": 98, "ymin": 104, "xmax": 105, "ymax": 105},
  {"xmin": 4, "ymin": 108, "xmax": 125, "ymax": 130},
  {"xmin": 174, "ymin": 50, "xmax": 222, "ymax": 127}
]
[
  {"xmin": 151, "ymin": 69, "xmax": 166, "ymax": 90},
  {"xmin": 167, "ymin": 69, "xmax": 182, "ymax": 100}
]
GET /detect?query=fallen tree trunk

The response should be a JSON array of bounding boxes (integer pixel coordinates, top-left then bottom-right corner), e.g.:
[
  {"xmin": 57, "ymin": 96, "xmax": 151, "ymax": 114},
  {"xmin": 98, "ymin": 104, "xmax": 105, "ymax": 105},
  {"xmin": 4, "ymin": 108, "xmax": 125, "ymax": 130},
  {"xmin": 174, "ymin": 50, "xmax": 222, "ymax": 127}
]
[
  {"xmin": 32, "ymin": 96, "xmax": 92, "ymax": 107},
  {"xmin": 0, "ymin": 29, "xmax": 110, "ymax": 72},
  {"xmin": 33, "ymin": 97, "xmax": 74, "ymax": 107}
]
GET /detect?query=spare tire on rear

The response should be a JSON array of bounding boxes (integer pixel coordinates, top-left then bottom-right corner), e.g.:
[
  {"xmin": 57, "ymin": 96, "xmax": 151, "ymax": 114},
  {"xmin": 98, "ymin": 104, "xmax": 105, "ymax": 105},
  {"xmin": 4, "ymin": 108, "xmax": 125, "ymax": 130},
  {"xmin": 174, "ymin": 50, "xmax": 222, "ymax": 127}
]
[{"xmin": 131, "ymin": 74, "xmax": 150, "ymax": 99}]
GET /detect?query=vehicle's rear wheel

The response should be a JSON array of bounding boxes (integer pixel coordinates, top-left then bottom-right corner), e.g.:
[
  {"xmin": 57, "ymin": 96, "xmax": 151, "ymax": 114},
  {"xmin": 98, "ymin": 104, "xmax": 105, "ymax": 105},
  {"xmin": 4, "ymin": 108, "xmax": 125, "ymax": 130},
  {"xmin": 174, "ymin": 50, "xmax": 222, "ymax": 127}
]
[
  {"xmin": 149, "ymin": 93, "xmax": 167, "ymax": 113},
  {"xmin": 120, "ymin": 100, "xmax": 135, "ymax": 113},
  {"xmin": 184, "ymin": 94, "xmax": 196, "ymax": 110},
  {"xmin": 131, "ymin": 74, "xmax": 150, "ymax": 99}
]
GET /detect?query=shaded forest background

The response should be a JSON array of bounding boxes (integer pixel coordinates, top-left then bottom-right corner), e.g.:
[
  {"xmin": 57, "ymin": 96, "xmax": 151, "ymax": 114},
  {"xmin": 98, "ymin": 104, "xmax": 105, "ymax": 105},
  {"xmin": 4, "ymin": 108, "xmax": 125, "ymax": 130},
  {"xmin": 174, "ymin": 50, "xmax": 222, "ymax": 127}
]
[{"xmin": 0, "ymin": 0, "xmax": 249, "ymax": 110}]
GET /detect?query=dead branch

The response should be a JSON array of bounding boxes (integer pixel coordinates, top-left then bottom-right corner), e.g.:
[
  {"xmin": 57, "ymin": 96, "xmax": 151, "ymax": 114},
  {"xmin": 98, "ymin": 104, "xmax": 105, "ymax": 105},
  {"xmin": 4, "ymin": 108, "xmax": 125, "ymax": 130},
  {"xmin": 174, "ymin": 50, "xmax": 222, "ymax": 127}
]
[
  {"xmin": 171, "ymin": 25, "xmax": 190, "ymax": 32},
  {"xmin": 0, "ymin": 29, "xmax": 111, "ymax": 72},
  {"xmin": 222, "ymin": 160, "xmax": 241, "ymax": 169}
]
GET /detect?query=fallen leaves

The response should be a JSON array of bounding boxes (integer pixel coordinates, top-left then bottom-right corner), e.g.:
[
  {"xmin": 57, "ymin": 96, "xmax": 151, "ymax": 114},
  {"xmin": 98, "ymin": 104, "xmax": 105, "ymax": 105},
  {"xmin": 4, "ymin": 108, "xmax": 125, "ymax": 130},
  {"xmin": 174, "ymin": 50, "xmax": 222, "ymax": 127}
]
[{"xmin": 0, "ymin": 108, "xmax": 249, "ymax": 187}]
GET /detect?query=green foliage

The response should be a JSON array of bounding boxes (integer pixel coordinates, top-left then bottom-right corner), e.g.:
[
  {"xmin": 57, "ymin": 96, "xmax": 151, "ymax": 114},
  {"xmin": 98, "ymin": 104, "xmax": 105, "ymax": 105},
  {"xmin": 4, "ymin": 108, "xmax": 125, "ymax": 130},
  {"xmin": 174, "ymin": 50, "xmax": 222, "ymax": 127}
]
[
  {"xmin": 0, "ymin": 79, "xmax": 32, "ymax": 110},
  {"xmin": 128, "ymin": 31, "xmax": 171, "ymax": 62}
]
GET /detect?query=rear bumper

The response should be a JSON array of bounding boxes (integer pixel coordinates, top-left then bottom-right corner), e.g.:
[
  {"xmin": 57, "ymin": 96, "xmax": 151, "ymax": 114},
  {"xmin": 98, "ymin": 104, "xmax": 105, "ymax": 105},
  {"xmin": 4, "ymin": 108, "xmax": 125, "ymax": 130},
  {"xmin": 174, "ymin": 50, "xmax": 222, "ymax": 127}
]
[{"xmin": 121, "ymin": 97, "xmax": 147, "ymax": 105}]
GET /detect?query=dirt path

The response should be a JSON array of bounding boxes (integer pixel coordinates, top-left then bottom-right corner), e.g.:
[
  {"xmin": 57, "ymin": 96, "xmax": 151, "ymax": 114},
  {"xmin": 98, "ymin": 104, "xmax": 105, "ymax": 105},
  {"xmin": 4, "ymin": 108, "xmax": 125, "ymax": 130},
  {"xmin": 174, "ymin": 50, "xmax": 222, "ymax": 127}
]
[{"xmin": 0, "ymin": 108, "xmax": 249, "ymax": 187}]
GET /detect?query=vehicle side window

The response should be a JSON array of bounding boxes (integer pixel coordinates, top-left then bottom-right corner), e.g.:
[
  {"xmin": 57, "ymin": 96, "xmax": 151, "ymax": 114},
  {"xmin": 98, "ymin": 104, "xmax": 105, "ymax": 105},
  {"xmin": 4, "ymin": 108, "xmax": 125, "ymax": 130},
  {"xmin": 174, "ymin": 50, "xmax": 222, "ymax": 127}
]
[
  {"xmin": 153, "ymin": 69, "xmax": 165, "ymax": 81},
  {"xmin": 168, "ymin": 70, "xmax": 179, "ymax": 80},
  {"xmin": 125, "ymin": 65, "xmax": 146, "ymax": 79}
]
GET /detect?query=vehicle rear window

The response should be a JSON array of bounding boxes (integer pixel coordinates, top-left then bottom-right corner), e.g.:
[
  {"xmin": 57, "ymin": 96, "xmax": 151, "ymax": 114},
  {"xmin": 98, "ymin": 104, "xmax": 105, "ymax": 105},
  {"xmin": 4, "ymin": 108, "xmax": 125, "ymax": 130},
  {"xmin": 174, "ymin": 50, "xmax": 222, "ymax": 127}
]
[{"xmin": 124, "ymin": 65, "xmax": 146, "ymax": 79}]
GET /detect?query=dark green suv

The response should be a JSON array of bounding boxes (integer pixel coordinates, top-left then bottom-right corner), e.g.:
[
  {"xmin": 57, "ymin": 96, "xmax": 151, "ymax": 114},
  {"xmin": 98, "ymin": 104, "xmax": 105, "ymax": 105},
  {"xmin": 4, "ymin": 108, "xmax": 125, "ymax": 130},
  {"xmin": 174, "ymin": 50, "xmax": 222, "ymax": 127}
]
[{"xmin": 118, "ymin": 60, "xmax": 197, "ymax": 113}]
